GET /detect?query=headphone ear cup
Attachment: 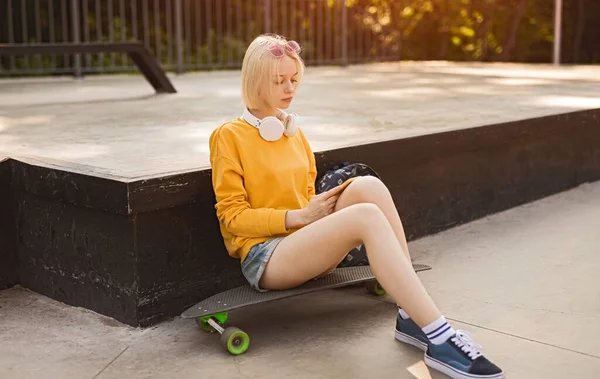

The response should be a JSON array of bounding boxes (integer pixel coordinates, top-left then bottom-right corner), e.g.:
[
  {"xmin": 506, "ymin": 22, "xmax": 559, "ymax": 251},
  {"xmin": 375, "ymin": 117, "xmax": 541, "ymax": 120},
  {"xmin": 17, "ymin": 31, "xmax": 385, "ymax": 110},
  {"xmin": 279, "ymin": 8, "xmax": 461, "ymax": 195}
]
[
  {"xmin": 258, "ymin": 116, "xmax": 285, "ymax": 141},
  {"xmin": 283, "ymin": 113, "xmax": 298, "ymax": 137}
]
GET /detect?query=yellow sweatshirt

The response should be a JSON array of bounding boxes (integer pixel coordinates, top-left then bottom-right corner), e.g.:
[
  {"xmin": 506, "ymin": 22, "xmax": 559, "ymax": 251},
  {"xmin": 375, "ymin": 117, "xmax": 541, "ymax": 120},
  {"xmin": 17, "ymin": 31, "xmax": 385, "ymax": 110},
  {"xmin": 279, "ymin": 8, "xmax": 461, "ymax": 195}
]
[{"xmin": 209, "ymin": 117, "xmax": 317, "ymax": 263}]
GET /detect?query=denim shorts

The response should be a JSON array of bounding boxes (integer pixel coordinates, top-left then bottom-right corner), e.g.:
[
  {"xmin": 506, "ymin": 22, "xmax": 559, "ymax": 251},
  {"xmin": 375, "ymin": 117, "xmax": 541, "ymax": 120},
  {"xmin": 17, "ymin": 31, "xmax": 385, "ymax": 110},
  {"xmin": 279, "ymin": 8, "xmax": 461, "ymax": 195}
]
[{"xmin": 241, "ymin": 237, "xmax": 284, "ymax": 292}]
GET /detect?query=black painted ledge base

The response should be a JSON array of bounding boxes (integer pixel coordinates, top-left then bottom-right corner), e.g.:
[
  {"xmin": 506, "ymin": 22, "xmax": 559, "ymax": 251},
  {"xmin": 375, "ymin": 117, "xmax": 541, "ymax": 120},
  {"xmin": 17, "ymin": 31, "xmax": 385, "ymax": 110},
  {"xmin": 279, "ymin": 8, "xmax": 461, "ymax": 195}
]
[
  {"xmin": 1, "ymin": 157, "xmax": 17, "ymax": 290},
  {"xmin": 1, "ymin": 109, "xmax": 599, "ymax": 326}
]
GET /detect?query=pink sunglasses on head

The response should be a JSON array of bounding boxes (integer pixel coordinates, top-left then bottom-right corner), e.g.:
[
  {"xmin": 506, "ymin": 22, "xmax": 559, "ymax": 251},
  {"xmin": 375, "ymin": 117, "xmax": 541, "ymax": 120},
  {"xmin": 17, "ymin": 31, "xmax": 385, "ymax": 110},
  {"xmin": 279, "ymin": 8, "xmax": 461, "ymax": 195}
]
[{"xmin": 268, "ymin": 40, "xmax": 301, "ymax": 57}]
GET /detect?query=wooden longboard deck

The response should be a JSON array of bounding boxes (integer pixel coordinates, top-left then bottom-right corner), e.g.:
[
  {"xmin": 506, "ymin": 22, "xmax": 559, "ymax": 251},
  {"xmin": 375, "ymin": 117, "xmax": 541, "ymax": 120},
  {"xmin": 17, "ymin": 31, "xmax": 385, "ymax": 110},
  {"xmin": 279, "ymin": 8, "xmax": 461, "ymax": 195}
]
[{"xmin": 182, "ymin": 264, "xmax": 431, "ymax": 319}]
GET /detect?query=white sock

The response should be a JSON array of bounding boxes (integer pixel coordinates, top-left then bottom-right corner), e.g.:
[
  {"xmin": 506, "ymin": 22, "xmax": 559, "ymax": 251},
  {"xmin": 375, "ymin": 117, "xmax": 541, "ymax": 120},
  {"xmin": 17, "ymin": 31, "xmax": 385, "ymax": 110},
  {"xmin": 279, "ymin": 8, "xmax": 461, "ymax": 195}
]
[
  {"xmin": 422, "ymin": 316, "xmax": 455, "ymax": 345},
  {"xmin": 397, "ymin": 306, "xmax": 410, "ymax": 320}
]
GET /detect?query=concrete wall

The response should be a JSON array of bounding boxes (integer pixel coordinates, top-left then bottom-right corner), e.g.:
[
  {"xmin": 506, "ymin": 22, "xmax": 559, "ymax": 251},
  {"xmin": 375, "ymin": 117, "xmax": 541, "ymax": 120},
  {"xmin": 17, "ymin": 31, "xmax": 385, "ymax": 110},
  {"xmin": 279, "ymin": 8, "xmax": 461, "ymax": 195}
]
[
  {"xmin": 10, "ymin": 162, "xmax": 139, "ymax": 325},
  {"xmin": 0, "ymin": 158, "xmax": 17, "ymax": 289},
  {"xmin": 4, "ymin": 108, "xmax": 600, "ymax": 326}
]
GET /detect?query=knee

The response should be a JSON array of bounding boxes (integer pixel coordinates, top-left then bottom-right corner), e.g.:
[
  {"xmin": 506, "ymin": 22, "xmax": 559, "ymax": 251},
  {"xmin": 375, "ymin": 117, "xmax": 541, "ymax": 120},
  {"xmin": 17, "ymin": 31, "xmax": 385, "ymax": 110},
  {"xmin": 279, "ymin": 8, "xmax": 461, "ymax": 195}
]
[
  {"xmin": 342, "ymin": 203, "xmax": 388, "ymax": 244},
  {"xmin": 344, "ymin": 203, "xmax": 387, "ymax": 230},
  {"xmin": 346, "ymin": 176, "xmax": 389, "ymax": 202}
]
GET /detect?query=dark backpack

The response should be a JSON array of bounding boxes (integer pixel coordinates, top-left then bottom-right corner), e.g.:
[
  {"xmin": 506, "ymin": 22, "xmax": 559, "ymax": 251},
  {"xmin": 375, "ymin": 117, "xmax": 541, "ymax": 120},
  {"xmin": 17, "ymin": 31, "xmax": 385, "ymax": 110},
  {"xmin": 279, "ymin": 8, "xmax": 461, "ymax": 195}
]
[{"xmin": 316, "ymin": 162, "xmax": 381, "ymax": 268}]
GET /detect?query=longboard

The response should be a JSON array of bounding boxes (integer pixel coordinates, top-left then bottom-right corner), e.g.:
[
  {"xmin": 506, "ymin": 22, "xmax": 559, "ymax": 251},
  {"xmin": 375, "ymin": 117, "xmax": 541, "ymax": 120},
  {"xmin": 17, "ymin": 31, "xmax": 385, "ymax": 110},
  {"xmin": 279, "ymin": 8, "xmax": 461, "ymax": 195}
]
[{"xmin": 182, "ymin": 264, "xmax": 432, "ymax": 355}]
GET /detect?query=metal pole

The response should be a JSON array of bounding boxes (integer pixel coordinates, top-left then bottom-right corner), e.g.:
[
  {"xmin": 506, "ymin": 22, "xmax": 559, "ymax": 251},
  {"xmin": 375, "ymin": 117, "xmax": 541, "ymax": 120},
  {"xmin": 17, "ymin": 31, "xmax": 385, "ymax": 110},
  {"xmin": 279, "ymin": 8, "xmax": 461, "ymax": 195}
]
[
  {"xmin": 71, "ymin": 0, "xmax": 82, "ymax": 78},
  {"xmin": 264, "ymin": 0, "xmax": 271, "ymax": 33},
  {"xmin": 175, "ymin": 0, "xmax": 184, "ymax": 74},
  {"xmin": 341, "ymin": 0, "xmax": 348, "ymax": 66},
  {"xmin": 553, "ymin": 0, "xmax": 562, "ymax": 65}
]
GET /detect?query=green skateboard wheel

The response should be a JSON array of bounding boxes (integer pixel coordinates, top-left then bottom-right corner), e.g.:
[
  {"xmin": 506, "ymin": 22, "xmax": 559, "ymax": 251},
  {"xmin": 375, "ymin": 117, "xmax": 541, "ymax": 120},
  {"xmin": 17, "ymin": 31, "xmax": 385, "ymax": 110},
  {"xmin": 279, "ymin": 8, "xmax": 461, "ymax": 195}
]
[
  {"xmin": 365, "ymin": 280, "xmax": 386, "ymax": 296},
  {"xmin": 220, "ymin": 327, "xmax": 250, "ymax": 355}
]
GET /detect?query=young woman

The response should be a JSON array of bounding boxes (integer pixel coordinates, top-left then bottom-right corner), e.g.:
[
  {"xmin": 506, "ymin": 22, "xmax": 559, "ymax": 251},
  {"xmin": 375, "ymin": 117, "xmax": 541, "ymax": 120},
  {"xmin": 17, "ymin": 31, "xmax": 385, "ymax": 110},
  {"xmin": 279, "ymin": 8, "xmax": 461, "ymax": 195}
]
[{"xmin": 209, "ymin": 34, "xmax": 504, "ymax": 379}]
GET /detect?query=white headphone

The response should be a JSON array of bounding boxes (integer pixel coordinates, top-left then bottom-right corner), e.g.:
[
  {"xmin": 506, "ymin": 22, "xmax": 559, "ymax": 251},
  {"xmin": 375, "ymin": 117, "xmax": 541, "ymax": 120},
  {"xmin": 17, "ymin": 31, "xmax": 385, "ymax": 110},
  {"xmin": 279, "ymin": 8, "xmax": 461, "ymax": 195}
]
[{"xmin": 242, "ymin": 108, "xmax": 298, "ymax": 142}]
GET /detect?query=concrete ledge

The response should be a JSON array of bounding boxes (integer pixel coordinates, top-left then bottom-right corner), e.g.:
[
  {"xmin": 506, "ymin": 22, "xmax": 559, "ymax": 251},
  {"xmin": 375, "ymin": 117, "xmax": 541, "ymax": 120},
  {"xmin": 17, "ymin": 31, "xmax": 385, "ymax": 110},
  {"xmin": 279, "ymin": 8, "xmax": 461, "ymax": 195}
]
[{"xmin": 3, "ymin": 108, "xmax": 600, "ymax": 326}]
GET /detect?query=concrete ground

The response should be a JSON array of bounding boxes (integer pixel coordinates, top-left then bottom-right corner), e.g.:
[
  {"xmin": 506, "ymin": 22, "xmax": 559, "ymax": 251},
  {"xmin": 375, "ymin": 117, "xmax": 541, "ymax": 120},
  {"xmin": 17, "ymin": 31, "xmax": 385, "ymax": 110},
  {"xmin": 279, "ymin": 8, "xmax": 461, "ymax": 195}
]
[
  {"xmin": 2, "ymin": 180, "xmax": 599, "ymax": 379},
  {"xmin": 1, "ymin": 62, "xmax": 600, "ymax": 178}
]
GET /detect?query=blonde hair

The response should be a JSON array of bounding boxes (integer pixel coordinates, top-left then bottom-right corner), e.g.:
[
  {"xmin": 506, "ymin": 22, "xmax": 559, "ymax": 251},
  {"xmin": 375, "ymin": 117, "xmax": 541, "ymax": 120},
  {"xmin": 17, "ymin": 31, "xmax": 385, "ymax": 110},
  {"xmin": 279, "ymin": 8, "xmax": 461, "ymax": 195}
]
[{"xmin": 241, "ymin": 34, "xmax": 305, "ymax": 109}]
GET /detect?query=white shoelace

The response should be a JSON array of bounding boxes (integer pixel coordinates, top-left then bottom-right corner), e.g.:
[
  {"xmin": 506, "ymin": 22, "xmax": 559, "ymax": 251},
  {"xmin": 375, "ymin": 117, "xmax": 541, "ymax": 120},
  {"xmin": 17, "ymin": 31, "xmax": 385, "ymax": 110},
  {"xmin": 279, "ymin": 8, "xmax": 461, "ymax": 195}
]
[{"xmin": 451, "ymin": 330, "xmax": 483, "ymax": 360}]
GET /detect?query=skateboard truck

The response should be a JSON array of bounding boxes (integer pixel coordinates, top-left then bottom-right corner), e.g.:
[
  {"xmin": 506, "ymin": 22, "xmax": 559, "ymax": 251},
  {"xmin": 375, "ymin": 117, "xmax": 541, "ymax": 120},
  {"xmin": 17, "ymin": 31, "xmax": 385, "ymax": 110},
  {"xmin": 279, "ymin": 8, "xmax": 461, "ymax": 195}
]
[{"xmin": 197, "ymin": 312, "xmax": 250, "ymax": 355}]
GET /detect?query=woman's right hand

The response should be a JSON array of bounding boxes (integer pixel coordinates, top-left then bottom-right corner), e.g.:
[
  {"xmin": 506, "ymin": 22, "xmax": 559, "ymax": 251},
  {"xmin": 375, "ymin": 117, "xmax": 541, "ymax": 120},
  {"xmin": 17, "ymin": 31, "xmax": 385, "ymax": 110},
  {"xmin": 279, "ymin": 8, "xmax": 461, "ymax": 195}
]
[
  {"xmin": 302, "ymin": 185, "xmax": 345, "ymax": 223},
  {"xmin": 285, "ymin": 185, "xmax": 345, "ymax": 229}
]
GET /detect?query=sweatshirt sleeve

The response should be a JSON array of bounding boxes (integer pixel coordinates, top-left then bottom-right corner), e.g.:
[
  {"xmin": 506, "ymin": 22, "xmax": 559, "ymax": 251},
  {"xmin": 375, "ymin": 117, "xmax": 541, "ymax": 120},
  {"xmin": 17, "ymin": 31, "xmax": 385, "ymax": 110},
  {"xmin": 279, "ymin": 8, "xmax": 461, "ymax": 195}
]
[
  {"xmin": 210, "ymin": 128, "xmax": 289, "ymax": 237},
  {"xmin": 299, "ymin": 129, "xmax": 318, "ymax": 200}
]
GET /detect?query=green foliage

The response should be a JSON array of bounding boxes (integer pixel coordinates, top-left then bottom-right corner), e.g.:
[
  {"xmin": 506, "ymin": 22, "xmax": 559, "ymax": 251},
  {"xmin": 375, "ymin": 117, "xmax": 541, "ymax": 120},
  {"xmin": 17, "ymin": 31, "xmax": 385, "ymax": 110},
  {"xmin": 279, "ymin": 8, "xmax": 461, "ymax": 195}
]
[{"xmin": 346, "ymin": 0, "xmax": 597, "ymax": 63}]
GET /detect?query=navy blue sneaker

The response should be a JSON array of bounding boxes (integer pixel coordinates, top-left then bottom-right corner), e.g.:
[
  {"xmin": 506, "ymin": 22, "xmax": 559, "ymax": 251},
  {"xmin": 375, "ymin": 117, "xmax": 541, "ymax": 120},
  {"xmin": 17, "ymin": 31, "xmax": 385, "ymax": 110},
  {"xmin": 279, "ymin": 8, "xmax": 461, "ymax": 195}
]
[
  {"xmin": 425, "ymin": 330, "xmax": 504, "ymax": 379},
  {"xmin": 394, "ymin": 314, "xmax": 429, "ymax": 352}
]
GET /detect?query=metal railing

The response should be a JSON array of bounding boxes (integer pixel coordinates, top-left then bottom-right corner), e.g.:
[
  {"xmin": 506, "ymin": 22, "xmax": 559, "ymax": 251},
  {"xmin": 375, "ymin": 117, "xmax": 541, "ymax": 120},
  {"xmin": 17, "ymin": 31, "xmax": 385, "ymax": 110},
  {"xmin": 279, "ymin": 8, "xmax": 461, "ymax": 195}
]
[{"xmin": 0, "ymin": 0, "xmax": 402, "ymax": 76}]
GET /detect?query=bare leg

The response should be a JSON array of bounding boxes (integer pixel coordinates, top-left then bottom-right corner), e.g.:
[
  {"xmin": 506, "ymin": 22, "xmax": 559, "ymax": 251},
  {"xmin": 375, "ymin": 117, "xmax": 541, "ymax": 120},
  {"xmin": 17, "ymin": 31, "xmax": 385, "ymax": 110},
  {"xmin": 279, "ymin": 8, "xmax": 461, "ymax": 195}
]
[
  {"xmin": 336, "ymin": 176, "xmax": 411, "ymax": 259},
  {"xmin": 317, "ymin": 176, "xmax": 412, "ymax": 276},
  {"xmin": 260, "ymin": 203, "xmax": 442, "ymax": 327}
]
